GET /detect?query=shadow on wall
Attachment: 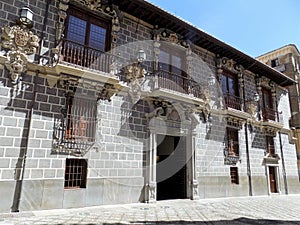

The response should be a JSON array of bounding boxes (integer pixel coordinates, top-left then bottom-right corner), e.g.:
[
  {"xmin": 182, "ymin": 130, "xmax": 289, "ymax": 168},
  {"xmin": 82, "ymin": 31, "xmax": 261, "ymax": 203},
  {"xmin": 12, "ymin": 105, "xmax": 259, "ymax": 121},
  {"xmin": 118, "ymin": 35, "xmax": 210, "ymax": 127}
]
[
  {"xmin": 101, "ymin": 218, "xmax": 300, "ymax": 225},
  {"xmin": 0, "ymin": 71, "xmax": 62, "ymax": 211}
]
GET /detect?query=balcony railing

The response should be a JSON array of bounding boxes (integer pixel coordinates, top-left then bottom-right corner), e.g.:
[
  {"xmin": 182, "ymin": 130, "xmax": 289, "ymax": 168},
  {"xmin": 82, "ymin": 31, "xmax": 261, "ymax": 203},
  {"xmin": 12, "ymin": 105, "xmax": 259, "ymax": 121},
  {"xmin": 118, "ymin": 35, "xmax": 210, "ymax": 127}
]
[
  {"xmin": 61, "ymin": 39, "xmax": 114, "ymax": 73},
  {"xmin": 223, "ymin": 93, "xmax": 242, "ymax": 110},
  {"xmin": 155, "ymin": 70, "xmax": 202, "ymax": 98},
  {"xmin": 262, "ymin": 107, "xmax": 276, "ymax": 121}
]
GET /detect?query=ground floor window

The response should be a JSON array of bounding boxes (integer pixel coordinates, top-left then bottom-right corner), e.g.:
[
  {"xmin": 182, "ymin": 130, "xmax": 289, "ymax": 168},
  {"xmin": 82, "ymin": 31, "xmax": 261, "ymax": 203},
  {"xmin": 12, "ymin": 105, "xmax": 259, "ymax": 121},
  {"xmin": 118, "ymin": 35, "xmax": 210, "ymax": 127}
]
[
  {"xmin": 230, "ymin": 167, "xmax": 239, "ymax": 184},
  {"xmin": 64, "ymin": 158, "xmax": 88, "ymax": 188}
]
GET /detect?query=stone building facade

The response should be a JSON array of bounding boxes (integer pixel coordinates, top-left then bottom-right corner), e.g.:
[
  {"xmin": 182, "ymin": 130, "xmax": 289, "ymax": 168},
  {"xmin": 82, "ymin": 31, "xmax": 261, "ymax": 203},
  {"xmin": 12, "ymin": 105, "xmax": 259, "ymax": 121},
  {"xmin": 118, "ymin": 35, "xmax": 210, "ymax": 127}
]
[
  {"xmin": 257, "ymin": 44, "xmax": 300, "ymax": 179},
  {"xmin": 0, "ymin": 0, "xmax": 299, "ymax": 212}
]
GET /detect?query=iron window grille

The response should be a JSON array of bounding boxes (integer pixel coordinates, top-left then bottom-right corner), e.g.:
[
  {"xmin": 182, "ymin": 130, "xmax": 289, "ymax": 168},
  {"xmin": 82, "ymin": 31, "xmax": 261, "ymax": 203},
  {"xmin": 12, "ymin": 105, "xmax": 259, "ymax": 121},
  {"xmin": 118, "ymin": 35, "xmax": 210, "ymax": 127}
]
[
  {"xmin": 266, "ymin": 136, "xmax": 275, "ymax": 156},
  {"xmin": 226, "ymin": 127, "xmax": 239, "ymax": 157},
  {"xmin": 53, "ymin": 91, "xmax": 97, "ymax": 155},
  {"xmin": 64, "ymin": 158, "xmax": 87, "ymax": 189},
  {"xmin": 230, "ymin": 167, "xmax": 239, "ymax": 184}
]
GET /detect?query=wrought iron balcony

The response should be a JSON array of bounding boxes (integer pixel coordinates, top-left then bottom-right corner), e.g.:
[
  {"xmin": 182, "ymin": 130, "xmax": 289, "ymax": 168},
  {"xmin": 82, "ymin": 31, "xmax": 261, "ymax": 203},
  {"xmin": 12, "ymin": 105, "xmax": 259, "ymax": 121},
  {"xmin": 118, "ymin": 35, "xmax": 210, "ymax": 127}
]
[
  {"xmin": 155, "ymin": 70, "xmax": 203, "ymax": 98},
  {"xmin": 61, "ymin": 39, "xmax": 113, "ymax": 73},
  {"xmin": 262, "ymin": 107, "xmax": 276, "ymax": 121},
  {"xmin": 223, "ymin": 93, "xmax": 242, "ymax": 110}
]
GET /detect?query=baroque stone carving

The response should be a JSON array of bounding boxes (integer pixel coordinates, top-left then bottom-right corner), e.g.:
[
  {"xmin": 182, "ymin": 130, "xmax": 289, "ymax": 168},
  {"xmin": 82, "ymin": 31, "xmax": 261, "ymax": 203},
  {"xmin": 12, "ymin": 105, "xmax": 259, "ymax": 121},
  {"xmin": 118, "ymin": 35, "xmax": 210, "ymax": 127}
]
[
  {"xmin": 226, "ymin": 116, "xmax": 245, "ymax": 129},
  {"xmin": 145, "ymin": 100, "xmax": 173, "ymax": 119},
  {"xmin": 1, "ymin": 24, "xmax": 39, "ymax": 83},
  {"xmin": 154, "ymin": 28, "xmax": 189, "ymax": 48},
  {"xmin": 125, "ymin": 62, "xmax": 146, "ymax": 82},
  {"xmin": 97, "ymin": 83, "xmax": 117, "ymax": 102},
  {"xmin": 246, "ymin": 101, "xmax": 257, "ymax": 118},
  {"xmin": 124, "ymin": 62, "xmax": 146, "ymax": 103}
]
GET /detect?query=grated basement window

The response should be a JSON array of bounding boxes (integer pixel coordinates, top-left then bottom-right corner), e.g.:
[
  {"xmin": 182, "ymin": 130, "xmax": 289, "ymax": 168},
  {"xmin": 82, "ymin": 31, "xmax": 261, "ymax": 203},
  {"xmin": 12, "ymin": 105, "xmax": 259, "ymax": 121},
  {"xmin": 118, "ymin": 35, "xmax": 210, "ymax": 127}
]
[
  {"xmin": 230, "ymin": 167, "xmax": 239, "ymax": 185},
  {"xmin": 64, "ymin": 158, "xmax": 87, "ymax": 188},
  {"xmin": 54, "ymin": 92, "xmax": 97, "ymax": 155}
]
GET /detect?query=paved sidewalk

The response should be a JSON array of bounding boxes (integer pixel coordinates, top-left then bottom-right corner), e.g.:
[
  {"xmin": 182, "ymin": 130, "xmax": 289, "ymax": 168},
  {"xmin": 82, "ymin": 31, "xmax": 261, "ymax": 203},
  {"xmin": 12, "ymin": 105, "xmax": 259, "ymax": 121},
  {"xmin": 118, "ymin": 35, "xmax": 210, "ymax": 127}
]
[{"xmin": 1, "ymin": 195, "xmax": 300, "ymax": 224}]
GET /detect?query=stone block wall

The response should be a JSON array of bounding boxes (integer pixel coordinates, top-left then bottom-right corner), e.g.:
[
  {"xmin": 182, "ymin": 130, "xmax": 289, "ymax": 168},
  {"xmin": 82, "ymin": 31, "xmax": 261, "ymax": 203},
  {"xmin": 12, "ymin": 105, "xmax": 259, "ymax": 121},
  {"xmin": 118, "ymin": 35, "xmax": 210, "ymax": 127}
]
[{"xmin": 0, "ymin": 0, "xmax": 299, "ymax": 213}]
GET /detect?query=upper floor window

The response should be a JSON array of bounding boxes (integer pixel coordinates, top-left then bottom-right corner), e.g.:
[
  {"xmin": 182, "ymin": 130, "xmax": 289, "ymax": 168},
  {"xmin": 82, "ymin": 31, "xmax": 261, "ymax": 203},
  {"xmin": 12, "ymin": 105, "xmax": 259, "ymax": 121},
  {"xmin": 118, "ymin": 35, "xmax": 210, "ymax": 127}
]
[
  {"xmin": 222, "ymin": 71, "xmax": 240, "ymax": 110},
  {"xmin": 157, "ymin": 46, "xmax": 188, "ymax": 93},
  {"xmin": 262, "ymin": 87, "xmax": 275, "ymax": 121},
  {"xmin": 226, "ymin": 127, "xmax": 239, "ymax": 157},
  {"xmin": 266, "ymin": 136, "xmax": 275, "ymax": 155},
  {"xmin": 62, "ymin": 7, "xmax": 111, "ymax": 71},
  {"xmin": 271, "ymin": 58, "xmax": 279, "ymax": 68}
]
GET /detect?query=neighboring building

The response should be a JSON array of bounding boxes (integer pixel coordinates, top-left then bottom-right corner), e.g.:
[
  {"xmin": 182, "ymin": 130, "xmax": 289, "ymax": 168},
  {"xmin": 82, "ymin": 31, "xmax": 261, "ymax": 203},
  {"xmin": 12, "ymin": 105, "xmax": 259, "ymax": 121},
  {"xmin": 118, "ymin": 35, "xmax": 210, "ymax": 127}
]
[
  {"xmin": 0, "ymin": 0, "xmax": 299, "ymax": 213},
  {"xmin": 257, "ymin": 44, "xmax": 300, "ymax": 179}
]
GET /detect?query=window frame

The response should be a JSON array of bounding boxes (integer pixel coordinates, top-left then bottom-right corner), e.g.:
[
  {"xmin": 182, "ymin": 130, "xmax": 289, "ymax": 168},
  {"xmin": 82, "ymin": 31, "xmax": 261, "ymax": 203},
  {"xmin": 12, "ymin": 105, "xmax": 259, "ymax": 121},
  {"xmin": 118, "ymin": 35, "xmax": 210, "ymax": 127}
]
[
  {"xmin": 65, "ymin": 6, "xmax": 112, "ymax": 52},
  {"xmin": 221, "ymin": 70, "xmax": 239, "ymax": 96},
  {"xmin": 64, "ymin": 158, "xmax": 88, "ymax": 189},
  {"xmin": 226, "ymin": 127, "xmax": 239, "ymax": 157},
  {"xmin": 230, "ymin": 167, "xmax": 239, "ymax": 185},
  {"xmin": 266, "ymin": 136, "xmax": 275, "ymax": 155}
]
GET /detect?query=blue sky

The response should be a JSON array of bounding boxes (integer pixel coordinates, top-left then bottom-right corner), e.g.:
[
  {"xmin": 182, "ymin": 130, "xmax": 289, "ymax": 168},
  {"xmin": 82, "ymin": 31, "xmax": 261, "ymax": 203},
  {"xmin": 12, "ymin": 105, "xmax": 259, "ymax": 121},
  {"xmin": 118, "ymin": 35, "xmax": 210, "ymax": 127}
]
[{"xmin": 148, "ymin": 0, "xmax": 300, "ymax": 57}]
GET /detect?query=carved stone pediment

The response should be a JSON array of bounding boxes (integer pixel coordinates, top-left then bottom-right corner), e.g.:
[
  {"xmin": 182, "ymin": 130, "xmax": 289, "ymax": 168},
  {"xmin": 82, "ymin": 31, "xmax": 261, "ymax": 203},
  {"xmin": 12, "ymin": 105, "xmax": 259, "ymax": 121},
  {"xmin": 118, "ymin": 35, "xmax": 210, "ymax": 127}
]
[
  {"xmin": 154, "ymin": 28, "xmax": 189, "ymax": 48},
  {"xmin": 263, "ymin": 154, "xmax": 280, "ymax": 165},
  {"xmin": 216, "ymin": 57, "xmax": 241, "ymax": 74},
  {"xmin": 224, "ymin": 154, "xmax": 240, "ymax": 165}
]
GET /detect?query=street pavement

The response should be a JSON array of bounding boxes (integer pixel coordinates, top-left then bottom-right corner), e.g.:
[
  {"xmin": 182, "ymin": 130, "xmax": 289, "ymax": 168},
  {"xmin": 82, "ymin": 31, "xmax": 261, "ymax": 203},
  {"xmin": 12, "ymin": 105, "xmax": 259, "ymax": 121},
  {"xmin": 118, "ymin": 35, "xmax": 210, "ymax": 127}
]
[{"xmin": 1, "ymin": 195, "xmax": 300, "ymax": 224}]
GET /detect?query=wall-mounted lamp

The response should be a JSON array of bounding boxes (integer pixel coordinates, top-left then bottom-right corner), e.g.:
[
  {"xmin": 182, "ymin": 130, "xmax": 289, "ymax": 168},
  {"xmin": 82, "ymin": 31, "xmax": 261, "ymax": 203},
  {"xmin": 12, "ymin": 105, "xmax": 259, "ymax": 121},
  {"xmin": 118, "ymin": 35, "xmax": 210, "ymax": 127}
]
[
  {"xmin": 19, "ymin": 5, "xmax": 33, "ymax": 27},
  {"xmin": 208, "ymin": 74, "xmax": 216, "ymax": 86},
  {"xmin": 1, "ymin": 4, "xmax": 39, "ymax": 83},
  {"xmin": 253, "ymin": 92, "xmax": 260, "ymax": 102},
  {"xmin": 137, "ymin": 49, "xmax": 146, "ymax": 63}
]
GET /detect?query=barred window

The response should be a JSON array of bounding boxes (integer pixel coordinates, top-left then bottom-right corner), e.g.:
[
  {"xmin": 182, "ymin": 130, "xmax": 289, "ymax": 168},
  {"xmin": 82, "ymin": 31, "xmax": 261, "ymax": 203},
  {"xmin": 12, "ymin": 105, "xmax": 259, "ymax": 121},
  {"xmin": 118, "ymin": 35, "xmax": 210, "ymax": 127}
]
[
  {"xmin": 230, "ymin": 167, "xmax": 239, "ymax": 184},
  {"xmin": 64, "ymin": 158, "xmax": 87, "ymax": 188},
  {"xmin": 53, "ymin": 92, "xmax": 97, "ymax": 154},
  {"xmin": 266, "ymin": 136, "xmax": 275, "ymax": 155},
  {"xmin": 226, "ymin": 127, "xmax": 239, "ymax": 157}
]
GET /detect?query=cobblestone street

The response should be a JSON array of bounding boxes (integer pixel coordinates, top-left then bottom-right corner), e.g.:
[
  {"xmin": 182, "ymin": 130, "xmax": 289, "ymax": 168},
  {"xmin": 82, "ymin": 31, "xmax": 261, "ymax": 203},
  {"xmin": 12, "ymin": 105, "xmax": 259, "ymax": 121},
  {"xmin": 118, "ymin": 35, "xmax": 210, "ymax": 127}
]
[{"xmin": 1, "ymin": 195, "xmax": 300, "ymax": 224}]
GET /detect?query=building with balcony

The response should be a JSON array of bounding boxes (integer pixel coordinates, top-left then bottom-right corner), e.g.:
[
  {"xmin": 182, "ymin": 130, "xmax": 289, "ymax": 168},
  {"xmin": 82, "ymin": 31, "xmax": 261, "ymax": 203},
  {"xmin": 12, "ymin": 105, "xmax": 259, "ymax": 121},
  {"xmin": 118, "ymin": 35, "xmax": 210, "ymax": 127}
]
[
  {"xmin": 0, "ymin": 0, "xmax": 299, "ymax": 212},
  {"xmin": 257, "ymin": 44, "xmax": 300, "ymax": 179}
]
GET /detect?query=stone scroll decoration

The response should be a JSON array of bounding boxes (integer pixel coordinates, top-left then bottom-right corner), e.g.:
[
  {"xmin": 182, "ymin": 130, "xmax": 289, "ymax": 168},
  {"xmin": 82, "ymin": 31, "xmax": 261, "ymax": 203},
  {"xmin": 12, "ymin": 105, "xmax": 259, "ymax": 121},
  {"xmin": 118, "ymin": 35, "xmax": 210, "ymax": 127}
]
[{"xmin": 1, "ymin": 24, "xmax": 39, "ymax": 83}]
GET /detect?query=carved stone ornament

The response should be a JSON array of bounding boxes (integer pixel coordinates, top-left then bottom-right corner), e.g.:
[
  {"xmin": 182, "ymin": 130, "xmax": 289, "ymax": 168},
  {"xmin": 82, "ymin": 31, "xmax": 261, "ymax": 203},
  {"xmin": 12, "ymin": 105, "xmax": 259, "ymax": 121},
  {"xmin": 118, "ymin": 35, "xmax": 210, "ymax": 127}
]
[
  {"xmin": 154, "ymin": 28, "xmax": 189, "ymax": 48},
  {"xmin": 246, "ymin": 101, "xmax": 257, "ymax": 118},
  {"xmin": 226, "ymin": 116, "xmax": 245, "ymax": 129},
  {"xmin": 97, "ymin": 83, "xmax": 117, "ymax": 102},
  {"xmin": 125, "ymin": 63, "xmax": 146, "ymax": 82},
  {"xmin": 79, "ymin": 0, "xmax": 102, "ymax": 10},
  {"xmin": 216, "ymin": 57, "xmax": 240, "ymax": 73},
  {"xmin": 1, "ymin": 25, "xmax": 39, "ymax": 83}
]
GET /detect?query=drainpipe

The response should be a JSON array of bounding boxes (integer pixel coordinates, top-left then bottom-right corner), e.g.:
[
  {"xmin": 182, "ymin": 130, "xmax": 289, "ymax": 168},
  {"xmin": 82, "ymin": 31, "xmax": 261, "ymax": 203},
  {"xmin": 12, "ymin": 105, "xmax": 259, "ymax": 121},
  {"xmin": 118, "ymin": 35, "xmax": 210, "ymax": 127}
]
[
  {"xmin": 11, "ymin": 0, "xmax": 50, "ymax": 212},
  {"xmin": 242, "ymin": 78, "xmax": 253, "ymax": 196},
  {"xmin": 11, "ymin": 70, "xmax": 40, "ymax": 212},
  {"xmin": 275, "ymin": 92, "xmax": 288, "ymax": 194}
]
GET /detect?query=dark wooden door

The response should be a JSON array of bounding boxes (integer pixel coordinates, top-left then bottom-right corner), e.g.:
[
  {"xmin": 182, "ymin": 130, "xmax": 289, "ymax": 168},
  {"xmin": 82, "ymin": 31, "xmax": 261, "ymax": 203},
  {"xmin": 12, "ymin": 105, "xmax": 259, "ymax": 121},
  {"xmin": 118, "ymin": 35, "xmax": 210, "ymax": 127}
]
[{"xmin": 269, "ymin": 167, "xmax": 278, "ymax": 193}]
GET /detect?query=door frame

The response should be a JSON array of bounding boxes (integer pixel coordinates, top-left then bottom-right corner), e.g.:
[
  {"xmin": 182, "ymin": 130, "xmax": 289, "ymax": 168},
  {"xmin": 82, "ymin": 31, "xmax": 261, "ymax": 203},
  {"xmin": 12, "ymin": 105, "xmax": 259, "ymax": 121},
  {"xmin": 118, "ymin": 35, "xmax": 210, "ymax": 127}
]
[{"xmin": 266, "ymin": 165, "xmax": 281, "ymax": 195}]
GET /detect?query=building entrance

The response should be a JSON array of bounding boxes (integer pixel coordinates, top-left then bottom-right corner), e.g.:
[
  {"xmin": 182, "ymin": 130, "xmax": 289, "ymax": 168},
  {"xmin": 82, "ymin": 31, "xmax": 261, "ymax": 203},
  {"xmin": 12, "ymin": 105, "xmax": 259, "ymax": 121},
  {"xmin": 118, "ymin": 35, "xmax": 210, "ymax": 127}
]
[
  {"xmin": 156, "ymin": 135, "xmax": 187, "ymax": 200},
  {"xmin": 269, "ymin": 166, "xmax": 278, "ymax": 193}
]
